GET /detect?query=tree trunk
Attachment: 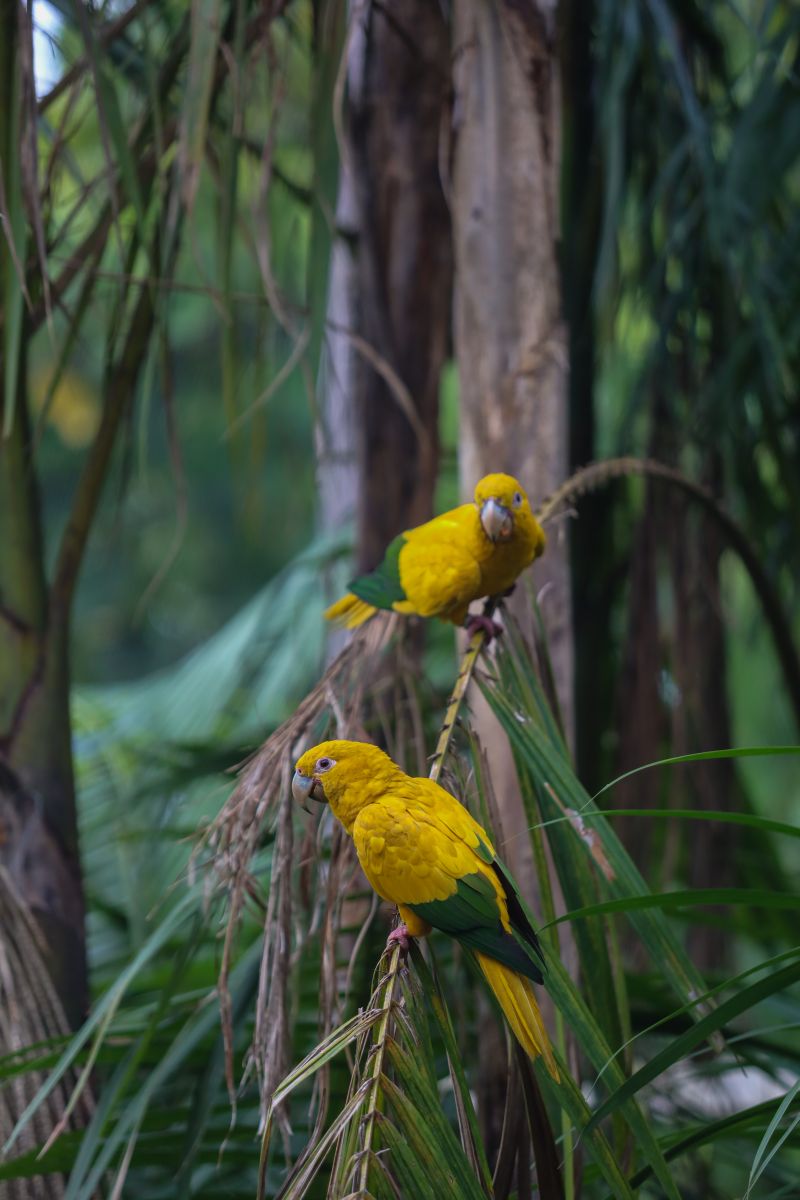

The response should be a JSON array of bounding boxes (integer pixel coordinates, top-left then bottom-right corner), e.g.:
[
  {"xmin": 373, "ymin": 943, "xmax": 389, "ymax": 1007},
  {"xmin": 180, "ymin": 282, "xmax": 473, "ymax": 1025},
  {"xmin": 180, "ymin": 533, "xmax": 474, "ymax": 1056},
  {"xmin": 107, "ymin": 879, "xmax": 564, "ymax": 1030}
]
[
  {"xmin": 451, "ymin": 0, "xmax": 571, "ymax": 870},
  {"xmin": 560, "ymin": 0, "xmax": 615, "ymax": 792},
  {"xmin": 450, "ymin": 0, "xmax": 573, "ymax": 1161},
  {"xmin": 452, "ymin": 0, "xmax": 572, "ymax": 734},
  {"xmin": 0, "ymin": 800, "xmax": 93, "ymax": 1192},
  {"xmin": 669, "ymin": 467, "xmax": 743, "ymax": 971},
  {"xmin": 315, "ymin": 3, "xmax": 361, "ymax": 628},
  {"xmin": 0, "ymin": 5, "xmax": 86, "ymax": 1028},
  {"xmin": 350, "ymin": 0, "xmax": 452, "ymax": 571}
]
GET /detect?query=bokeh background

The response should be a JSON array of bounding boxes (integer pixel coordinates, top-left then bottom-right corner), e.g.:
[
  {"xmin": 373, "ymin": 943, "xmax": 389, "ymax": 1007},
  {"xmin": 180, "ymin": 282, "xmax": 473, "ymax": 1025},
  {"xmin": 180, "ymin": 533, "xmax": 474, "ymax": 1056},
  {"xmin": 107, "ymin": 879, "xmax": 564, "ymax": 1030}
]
[{"xmin": 1, "ymin": 1, "xmax": 799, "ymax": 1197}]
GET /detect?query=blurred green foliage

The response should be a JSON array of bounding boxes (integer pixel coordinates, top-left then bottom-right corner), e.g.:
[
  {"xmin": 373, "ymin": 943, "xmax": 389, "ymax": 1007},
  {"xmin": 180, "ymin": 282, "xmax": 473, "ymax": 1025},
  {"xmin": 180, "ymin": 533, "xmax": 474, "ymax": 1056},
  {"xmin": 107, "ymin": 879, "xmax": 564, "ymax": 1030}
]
[{"xmin": 2, "ymin": 0, "xmax": 800, "ymax": 1196}]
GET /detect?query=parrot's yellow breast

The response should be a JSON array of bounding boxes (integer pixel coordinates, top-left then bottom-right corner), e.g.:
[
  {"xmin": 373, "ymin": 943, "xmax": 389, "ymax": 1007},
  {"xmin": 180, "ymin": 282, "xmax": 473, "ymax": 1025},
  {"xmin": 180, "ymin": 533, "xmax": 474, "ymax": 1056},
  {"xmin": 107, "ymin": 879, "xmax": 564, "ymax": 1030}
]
[
  {"xmin": 349, "ymin": 782, "xmax": 510, "ymax": 923},
  {"xmin": 394, "ymin": 503, "xmax": 543, "ymax": 623}
]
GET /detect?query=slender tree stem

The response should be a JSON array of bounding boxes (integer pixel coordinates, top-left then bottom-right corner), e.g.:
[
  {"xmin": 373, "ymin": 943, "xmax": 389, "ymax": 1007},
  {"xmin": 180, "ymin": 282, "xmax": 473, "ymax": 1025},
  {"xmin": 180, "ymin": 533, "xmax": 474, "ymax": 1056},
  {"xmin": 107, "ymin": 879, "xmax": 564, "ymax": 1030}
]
[
  {"xmin": 355, "ymin": 946, "xmax": 403, "ymax": 1196},
  {"xmin": 353, "ymin": 610, "xmax": 492, "ymax": 1192},
  {"xmin": 537, "ymin": 456, "xmax": 800, "ymax": 734},
  {"xmin": 428, "ymin": 619, "xmax": 493, "ymax": 787}
]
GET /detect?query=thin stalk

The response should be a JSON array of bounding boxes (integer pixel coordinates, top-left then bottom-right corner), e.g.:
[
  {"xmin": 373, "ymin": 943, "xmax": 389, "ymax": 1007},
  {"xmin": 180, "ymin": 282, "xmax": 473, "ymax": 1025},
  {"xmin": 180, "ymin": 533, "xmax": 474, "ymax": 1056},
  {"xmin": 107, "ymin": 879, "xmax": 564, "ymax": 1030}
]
[
  {"xmin": 354, "ymin": 949, "xmax": 403, "ymax": 1196},
  {"xmin": 535, "ymin": 455, "xmax": 800, "ymax": 733},
  {"xmin": 429, "ymin": 613, "xmax": 495, "ymax": 786},
  {"xmin": 352, "ymin": 603, "xmax": 494, "ymax": 1194},
  {"xmin": 524, "ymin": 778, "xmax": 574, "ymax": 1200}
]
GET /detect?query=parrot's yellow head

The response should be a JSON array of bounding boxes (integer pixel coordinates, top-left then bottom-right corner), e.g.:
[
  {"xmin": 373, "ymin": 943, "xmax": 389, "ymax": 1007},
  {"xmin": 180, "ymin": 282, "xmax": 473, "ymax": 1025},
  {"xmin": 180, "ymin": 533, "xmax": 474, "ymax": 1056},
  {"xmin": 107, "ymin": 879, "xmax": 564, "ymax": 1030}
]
[
  {"xmin": 473, "ymin": 473, "xmax": 540, "ymax": 546},
  {"xmin": 293, "ymin": 739, "xmax": 400, "ymax": 829}
]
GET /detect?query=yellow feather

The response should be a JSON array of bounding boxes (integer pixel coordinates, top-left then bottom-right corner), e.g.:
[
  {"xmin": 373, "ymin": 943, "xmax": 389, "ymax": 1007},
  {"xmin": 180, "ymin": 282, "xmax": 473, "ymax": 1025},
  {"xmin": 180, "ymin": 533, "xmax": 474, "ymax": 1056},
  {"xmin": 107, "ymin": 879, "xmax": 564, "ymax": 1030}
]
[
  {"xmin": 324, "ymin": 593, "xmax": 377, "ymax": 628},
  {"xmin": 476, "ymin": 952, "xmax": 559, "ymax": 1080}
]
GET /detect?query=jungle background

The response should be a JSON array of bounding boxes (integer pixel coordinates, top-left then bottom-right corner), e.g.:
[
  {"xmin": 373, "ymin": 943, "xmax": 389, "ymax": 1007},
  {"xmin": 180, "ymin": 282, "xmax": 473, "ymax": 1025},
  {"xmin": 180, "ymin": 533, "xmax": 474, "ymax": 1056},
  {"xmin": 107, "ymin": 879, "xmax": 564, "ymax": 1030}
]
[{"xmin": 1, "ymin": 0, "xmax": 799, "ymax": 1197}]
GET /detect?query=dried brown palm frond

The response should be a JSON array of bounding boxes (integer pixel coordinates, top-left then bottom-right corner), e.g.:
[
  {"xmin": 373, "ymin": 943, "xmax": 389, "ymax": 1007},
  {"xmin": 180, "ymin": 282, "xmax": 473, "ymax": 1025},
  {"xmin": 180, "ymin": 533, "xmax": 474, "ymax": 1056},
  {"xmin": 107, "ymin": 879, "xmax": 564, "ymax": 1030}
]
[
  {"xmin": 257, "ymin": 614, "xmax": 496, "ymax": 1197},
  {"xmin": 0, "ymin": 866, "xmax": 94, "ymax": 1199},
  {"xmin": 204, "ymin": 613, "xmax": 398, "ymax": 1124}
]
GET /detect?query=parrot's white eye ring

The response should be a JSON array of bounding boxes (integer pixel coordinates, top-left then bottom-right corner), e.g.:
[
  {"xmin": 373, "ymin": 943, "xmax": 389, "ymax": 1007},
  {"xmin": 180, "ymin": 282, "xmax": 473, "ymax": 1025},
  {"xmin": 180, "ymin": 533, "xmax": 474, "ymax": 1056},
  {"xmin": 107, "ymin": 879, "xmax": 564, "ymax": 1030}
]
[
  {"xmin": 512, "ymin": 491, "xmax": 522, "ymax": 508},
  {"xmin": 316, "ymin": 756, "xmax": 336, "ymax": 773}
]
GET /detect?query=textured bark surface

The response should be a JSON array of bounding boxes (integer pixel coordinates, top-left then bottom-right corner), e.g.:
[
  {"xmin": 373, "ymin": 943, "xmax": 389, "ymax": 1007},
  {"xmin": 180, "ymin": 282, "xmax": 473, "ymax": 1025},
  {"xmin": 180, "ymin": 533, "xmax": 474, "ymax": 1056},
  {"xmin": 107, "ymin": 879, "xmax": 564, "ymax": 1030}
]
[
  {"xmin": 0, "ymin": 0, "xmax": 86, "ymax": 1030},
  {"xmin": 315, "ymin": 0, "xmax": 359, "ymax": 544},
  {"xmin": 0, "ymin": 418, "xmax": 84, "ymax": 1020},
  {"xmin": 0, "ymin": 840, "xmax": 92, "ymax": 1195},
  {"xmin": 452, "ymin": 0, "xmax": 572, "ymax": 736},
  {"xmin": 560, "ymin": 0, "xmax": 614, "ymax": 792},
  {"xmin": 450, "ymin": 2, "xmax": 574, "ymax": 1157},
  {"xmin": 615, "ymin": 446, "xmax": 763, "ymax": 970},
  {"xmin": 669, "ymin": 487, "xmax": 742, "ymax": 971},
  {"xmin": 614, "ymin": 484, "xmax": 667, "ymax": 868},
  {"xmin": 350, "ymin": 0, "xmax": 452, "ymax": 571}
]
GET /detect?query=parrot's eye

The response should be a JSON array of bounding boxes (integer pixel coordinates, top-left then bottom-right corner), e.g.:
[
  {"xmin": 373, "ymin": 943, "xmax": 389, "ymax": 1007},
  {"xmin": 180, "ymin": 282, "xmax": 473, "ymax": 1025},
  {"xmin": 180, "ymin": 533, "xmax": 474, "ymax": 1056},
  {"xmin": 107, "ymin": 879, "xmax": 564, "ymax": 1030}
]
[
  {"xmin": 512, "ymin": 491, "xmax": 522, "ymax": 508},
  {"xmin": 315, "ymin": 757, "xmax": 335, "ymax": 773}
]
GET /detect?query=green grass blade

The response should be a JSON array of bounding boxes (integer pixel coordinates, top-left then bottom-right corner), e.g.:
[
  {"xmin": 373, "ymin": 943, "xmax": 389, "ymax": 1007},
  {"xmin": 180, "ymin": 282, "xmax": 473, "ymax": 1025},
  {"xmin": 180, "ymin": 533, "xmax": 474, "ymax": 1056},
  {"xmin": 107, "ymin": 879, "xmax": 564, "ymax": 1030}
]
[
  {"xmin": 179, "ymin": 0, "xmax": 224, "ymax": 214},
  {"xmin": 72, "ymin": 0, "xmax": 147, "ymax": 238},
  {"xmin": 595, "ymin": 807, "xmax": 800, "ymax": 840},
  {"xmin": 548, "ymin": 887, "xmax": 800, "ymax": 926},
  {"xmin": 272, "ymin": 1082, "xmax": 372, "ymax": 1200},
  {"xmin": 484, "ymin": 675, "xmax": 714, "ymax": 1026},
  {"xmin": 587, "ymin": 958, "xmax": 800, "ymax": 1133},
  {"xmin": 536, "ymin": 1050, "xmax": 635, "ymax": 1200},
  {"xmin": 376, "ymin": 1113, "xmax": 463, "ymax": 1200},
  {"xmin": 67, "ymin": 938, "xmax": 262, "ymax": 1199},
  {"xmin": 623, "ymin": 1096, "xmax": 798, "ymax": 1191},
  {"xmin": 747, "ymin": 1077, "xmax": 800, "ymax": 1195},
  {"xmin": 541, "ymin": 953, "xmax": 682, "ymax": 1199},
  {"xmin": 410, "ymin": 945, "xmax": 493, "ymax": 1196},
  {"xmin": 593, "ymin": 745, "xmax": 800, "ymax": 802},
  {"xmin": 3, "ymin": 889, "xmax": 199, "ymax": 1155},
  {"xmin": 380, "ymin": 1063, "xmax": 487, "ymax": 1200}
]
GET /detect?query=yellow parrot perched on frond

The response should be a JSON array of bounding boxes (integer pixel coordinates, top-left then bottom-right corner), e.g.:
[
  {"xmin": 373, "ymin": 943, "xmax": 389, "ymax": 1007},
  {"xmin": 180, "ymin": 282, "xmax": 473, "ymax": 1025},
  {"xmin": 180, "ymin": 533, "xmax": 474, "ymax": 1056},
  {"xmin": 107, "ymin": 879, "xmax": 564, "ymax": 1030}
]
[
  {"xmin": 293, "ymin": 739, "xmax": 558, "ymax": 1078},
  {"xmin": 325, "ymin": 473, "xmax": 546, "ymax": 639}
]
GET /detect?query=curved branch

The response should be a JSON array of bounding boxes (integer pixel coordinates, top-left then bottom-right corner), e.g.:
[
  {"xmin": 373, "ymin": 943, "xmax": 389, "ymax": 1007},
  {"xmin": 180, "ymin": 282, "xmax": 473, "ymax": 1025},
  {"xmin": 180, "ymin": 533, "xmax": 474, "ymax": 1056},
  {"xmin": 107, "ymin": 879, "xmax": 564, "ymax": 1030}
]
[
  {"xmin": 537, "ymin": 457, "xmax": 800, "ymax": 734},
  {"xmin": 352, "ymin": 607, "xmax": 494, "ymax": 1190},
  {"xmin": 49, "ymin": 273, "xmax": 158, "ymax": 624}
]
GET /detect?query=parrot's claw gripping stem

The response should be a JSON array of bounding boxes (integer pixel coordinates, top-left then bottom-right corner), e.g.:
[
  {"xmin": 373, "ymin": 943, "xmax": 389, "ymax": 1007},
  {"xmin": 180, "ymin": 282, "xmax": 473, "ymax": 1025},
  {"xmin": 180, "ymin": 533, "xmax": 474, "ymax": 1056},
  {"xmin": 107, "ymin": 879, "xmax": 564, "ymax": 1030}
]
[
  {"xmin": 465, "ymin": 614, "xmax": 503, "ymax": 642},
  {"xmin": 387, "ymin": 924, "xmax": 412, "ymax": 953}
]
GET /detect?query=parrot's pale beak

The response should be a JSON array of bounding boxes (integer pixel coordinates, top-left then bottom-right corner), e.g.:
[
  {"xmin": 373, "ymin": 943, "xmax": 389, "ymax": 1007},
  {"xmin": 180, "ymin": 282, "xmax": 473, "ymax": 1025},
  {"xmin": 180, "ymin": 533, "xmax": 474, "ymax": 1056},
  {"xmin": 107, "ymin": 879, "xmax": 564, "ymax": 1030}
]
[
  {"xmin": 292, "ymin": 770, "xmax": 326, "ymax": 813},
  {"xmin": 480, "ymin": 498, "xmax": 513, "ymax": 542}
]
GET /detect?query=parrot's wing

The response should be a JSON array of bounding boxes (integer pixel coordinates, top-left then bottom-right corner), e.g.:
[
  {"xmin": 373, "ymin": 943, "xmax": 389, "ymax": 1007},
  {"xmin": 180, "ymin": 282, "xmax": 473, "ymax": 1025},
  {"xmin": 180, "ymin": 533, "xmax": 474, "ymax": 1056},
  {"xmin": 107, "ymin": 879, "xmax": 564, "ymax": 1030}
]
[
  {"xmin": 347, "ymin": 533, "xmax": 408, "ymax": 610},
  {"xmin": 355, "ymin": 790, "xmax": 544, "ymax": 983},
  {"xmin": 391, "ymin": 527, "xmax": 482, "ymax": 618},
  {"xmin": 488, "ymin": 854, "xmax": 548, "ymax": 976},
  {"xmin": 410, "ymin": 864, "xmax": 545, "ymax": 984}
]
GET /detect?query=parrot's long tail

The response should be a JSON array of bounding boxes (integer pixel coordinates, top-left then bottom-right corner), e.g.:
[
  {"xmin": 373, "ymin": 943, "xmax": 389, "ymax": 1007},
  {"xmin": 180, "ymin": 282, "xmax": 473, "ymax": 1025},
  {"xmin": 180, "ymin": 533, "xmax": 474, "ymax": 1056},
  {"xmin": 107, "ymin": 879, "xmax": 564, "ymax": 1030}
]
[
  {"xmin": 324, "ymin": 592, "xmax": 378, "ymax": 629},
  {"xmin": 476, "ymin": 952, "xmax": 559, "ymax": 1080}
]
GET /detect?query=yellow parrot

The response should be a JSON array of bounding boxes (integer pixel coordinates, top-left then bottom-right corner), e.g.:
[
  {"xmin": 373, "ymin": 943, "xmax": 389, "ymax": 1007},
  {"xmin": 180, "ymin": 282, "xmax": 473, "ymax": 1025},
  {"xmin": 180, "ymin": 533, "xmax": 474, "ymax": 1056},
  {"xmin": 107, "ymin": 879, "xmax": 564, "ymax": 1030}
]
[
  {"xmin": 293, "ymin": 739, "xmax": 558, "ymax": 1078},
  {"xmin": 325, "ymin": 473, "xmax": 546, "ymax": 638}
]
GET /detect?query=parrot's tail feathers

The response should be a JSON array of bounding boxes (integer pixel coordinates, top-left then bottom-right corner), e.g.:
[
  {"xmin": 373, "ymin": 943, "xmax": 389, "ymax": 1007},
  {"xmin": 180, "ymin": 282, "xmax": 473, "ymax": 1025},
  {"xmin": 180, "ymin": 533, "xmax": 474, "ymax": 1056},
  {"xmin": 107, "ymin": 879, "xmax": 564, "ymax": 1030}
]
[
  {"xmin": 476, "ymin": 952, "xmax": 559, "ymax": 1081},
  {"xmin": 324, "ymin": 593, "xmax": 378, "ymax": 629}
]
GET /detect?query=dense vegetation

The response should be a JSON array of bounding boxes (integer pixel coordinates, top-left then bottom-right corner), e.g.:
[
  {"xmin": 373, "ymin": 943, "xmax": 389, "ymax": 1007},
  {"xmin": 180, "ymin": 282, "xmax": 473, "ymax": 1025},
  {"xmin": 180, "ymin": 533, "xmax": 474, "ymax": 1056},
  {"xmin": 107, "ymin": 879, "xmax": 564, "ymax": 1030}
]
[{"xmin": 1, "ymin": 2, "xmax": 799, "ymax": 1197}]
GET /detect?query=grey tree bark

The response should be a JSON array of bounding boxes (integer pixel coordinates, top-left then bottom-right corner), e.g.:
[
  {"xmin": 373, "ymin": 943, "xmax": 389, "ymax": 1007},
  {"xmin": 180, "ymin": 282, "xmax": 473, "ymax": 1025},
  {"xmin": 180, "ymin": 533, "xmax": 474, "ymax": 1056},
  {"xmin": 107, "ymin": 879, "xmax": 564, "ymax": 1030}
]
[
  {"xmin": 450, "ymin": 7, "xmax": 576, "ymax": 1159},
  {"xmin": 351, "ymin": 0, "xmax": 452, "ymax": 571},
  {"xmin": 451, "ymin": 0, "xmax": 572, "ymax": 880},
  {"xmin": 317, "ymin": 1, "xmax": 452, "ymax": 570},
  {"xmin": 452, "ymin": 0, "xmax": 571, "ymax": 719}
]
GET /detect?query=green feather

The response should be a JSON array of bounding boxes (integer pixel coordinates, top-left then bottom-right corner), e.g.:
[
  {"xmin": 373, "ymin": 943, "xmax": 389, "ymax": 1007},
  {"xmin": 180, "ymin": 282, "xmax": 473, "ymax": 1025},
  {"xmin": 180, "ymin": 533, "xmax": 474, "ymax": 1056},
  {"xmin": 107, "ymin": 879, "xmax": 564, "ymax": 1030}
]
[
  {"xmin": 492, "ymin": 856, "xmax": 547, "ymax": 975},
  {"xmin": 474, "ymin": 837, "xmax": 494, "ymax": 864},
  {"xmin": 409, "ymin": 872, "xmax": 544, "ymax": 985},
  {"xmin": 348, "ymin": 533, "xmax": 407, "ymax": 609}
]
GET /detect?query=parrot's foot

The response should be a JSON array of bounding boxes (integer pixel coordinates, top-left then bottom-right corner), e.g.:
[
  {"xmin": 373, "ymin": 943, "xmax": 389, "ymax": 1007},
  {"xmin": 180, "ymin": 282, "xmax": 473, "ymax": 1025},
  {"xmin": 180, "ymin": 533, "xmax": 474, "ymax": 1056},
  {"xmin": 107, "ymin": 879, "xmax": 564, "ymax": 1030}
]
[
  {"xmin": 387, "ymin": 924, "xmax": 412, "ymax": 953},
  {"xmin": 465, "ymin": 614, "xmax": 503, "ymax": 642}
]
